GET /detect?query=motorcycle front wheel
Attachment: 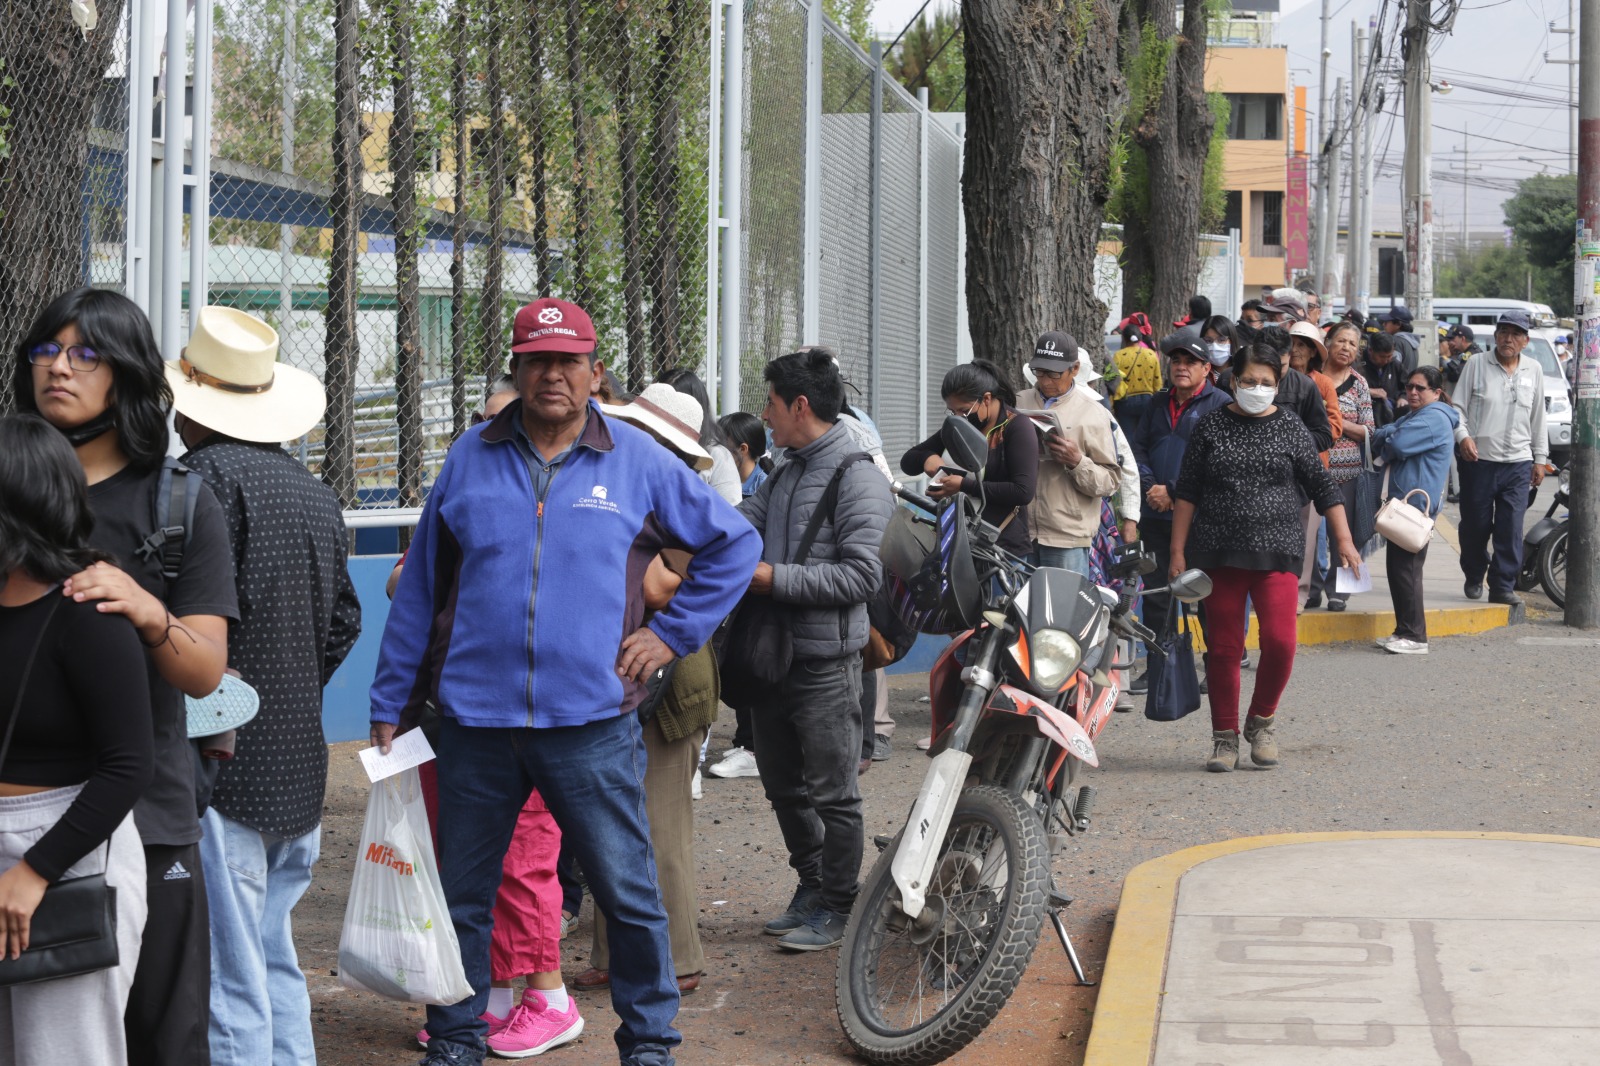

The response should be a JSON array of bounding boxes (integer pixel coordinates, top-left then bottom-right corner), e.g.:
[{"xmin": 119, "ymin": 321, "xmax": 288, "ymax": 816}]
[
  {"xmin": 1540, "ymin": 525, "xmax": 1568, "ymax": 608},
  {"xmin": 835, "ymin": 786, "xmax": 1049, "ymax": 1065}
]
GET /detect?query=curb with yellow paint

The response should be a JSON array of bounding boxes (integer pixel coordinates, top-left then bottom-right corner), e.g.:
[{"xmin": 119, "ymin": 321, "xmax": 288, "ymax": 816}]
[{"xmin": 1082, "ymin": 831, "xmax": 1600, "ymax": 1066}]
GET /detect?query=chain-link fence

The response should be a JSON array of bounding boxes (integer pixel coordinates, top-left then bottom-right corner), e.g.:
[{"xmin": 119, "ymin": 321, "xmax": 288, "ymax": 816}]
[{"xmin": 0, "ymin": 4, "xmax": 131, "ymax": 393}]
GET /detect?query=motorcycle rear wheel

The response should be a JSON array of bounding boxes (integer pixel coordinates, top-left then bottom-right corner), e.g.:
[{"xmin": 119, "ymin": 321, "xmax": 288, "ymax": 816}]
[
  {"xmin": 1540, "ymin": 525, "xmax": 1568, "ymax": 608},
  {"xmin": 835, "ymin": 786, "xmax": 1049, "ymax": 1065}
]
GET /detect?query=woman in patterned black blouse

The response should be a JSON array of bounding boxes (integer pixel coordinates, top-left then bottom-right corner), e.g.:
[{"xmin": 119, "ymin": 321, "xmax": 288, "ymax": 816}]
[{"xmin": 1170, "ymin": 345, "xmax": 1362, "ymax": 774}]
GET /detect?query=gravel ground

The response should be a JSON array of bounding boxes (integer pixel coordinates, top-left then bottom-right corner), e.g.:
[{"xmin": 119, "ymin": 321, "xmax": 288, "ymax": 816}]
[{"xmin": 301, "ymin": 601, "xmax": 1598, "ymax": 1066}]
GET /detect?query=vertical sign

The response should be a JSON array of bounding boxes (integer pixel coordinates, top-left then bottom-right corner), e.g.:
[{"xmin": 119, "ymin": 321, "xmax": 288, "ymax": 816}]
[{"xmin": 1286, "ymin": 156, "xmax": 1310, "ymax": 272}]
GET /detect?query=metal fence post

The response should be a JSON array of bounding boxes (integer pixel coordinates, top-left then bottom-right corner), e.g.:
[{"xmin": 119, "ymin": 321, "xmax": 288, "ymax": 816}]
[
  {"xmin": 705, "ymin": 0, "xmax": 723, "ymax": 402},
  {"xmin": 801, "ymin": 0, "xmax": 822, "ymax": 344},
  {"xmin": 868, "ymin": 41, "xmax": 882, "ymax": 421},
  {"xmin": 918, "ymin": 86, "xmax": 929, "ymax": 440},
  {"xmin": 190, "ymin": 0, "xmax": 214, "ymax": 326},
  {"xmin": 719, "ymin": 0, "xmax": 745, "ymax": 414},
  {"xmin": 126, "ymin": 0, "xmax": 154, "ymax": 311},
  {"xmin": 159, "ymin": 0, "xmax": 188, "ymax": 356}
]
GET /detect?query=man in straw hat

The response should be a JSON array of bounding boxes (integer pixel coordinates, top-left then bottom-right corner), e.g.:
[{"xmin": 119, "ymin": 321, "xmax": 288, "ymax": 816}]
[
  {"xmin": 369, "ymin": 297, "xmax": 760, "ymax": 1066},
  {"xmin": 169, "ymin": 306, "xmax": 364, "ymax": 1065}
]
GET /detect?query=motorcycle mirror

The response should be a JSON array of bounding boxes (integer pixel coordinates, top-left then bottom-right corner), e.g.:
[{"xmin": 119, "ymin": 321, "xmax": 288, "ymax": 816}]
[
  {"xmin": 1168, "ymin": 569, "xmax": 1214, "ymax": 604},
  {"xmin": 940, "ymin": 414, "xmax": 989, "ymax": 481}
]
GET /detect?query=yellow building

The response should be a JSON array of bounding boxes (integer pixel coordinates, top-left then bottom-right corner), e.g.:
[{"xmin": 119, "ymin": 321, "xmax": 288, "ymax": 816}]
[{"xmin": 1207, "ymin": 3, "xmax": 1289, "ymax": 295}]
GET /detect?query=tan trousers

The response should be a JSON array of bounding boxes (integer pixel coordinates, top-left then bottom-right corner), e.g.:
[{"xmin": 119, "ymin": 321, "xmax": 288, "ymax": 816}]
[{"xmin": 592, "ymin": 720, "xmax": 706, "ymax": 977}]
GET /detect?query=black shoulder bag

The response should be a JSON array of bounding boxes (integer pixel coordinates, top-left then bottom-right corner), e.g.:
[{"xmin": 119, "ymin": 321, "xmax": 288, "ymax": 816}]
[
  {"xmin": 0, "ymin": 595, "xmax": 121, "ymax": 987},
  {"xmin": 719, "ymin": 454, "xmax": 868, "ymax": 706}
]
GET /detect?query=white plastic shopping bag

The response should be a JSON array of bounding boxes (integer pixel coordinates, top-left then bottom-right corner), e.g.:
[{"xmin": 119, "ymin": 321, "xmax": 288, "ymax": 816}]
[{"xmin": 337, "ymin": 766, "xmax": 474, "ymax": 1004}]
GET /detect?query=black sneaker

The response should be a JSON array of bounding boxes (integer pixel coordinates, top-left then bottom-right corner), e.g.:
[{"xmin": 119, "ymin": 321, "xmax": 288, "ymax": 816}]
[
  {"xmin": 1488, "ymin": 589, "xmax": 1523, "ymax": 606},
  {"xmin": 1464, "ymin": 580, "xmax": 1485, "ymax": 601},
  {"xmin": 418, "ymin": 1038, "xmax": 486, "ymax": 1066},
  {"xmin": 777, "ymin": 906, "xmax": 849, "ymax": 951},
  {"xmin": 1128, "ymin": 669, "xmax": 1150, "ymax": 695},
  {"xmin": 763, "ymin": 883, "xmax": 820, "ymax": 936},
  {"xmin": 871, "ymin": 734, "xmax": 892, "ymax": 761}
]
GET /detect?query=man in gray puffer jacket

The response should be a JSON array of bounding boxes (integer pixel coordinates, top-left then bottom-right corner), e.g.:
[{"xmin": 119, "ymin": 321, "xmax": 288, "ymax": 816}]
[{"xmin": 738, "ymin": 348, "xmax": 894, "ymax": 951}]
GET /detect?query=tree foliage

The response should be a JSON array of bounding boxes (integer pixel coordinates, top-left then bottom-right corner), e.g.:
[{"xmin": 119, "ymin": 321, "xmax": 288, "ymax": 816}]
[
  {"xmin": 1503, "ymin": 172, "xmax": 1577, "ymax": 271},
  {"xmin": 823, "ymin": 0, "xmax": 875, "ymax": 51},
  {"xmin": 886, "ymin": 9, "xmax": 964, "ymax": 112}
]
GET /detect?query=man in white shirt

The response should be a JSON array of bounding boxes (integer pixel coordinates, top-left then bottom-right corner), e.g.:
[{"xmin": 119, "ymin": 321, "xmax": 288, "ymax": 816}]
[{"xmin": 1452, "ymin": 310, "xmax": 1549, "ymax": 606}]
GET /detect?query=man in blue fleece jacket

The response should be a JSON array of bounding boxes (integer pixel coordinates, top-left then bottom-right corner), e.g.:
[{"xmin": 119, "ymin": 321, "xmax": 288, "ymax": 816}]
[{"xmin": 369, "ymin": 297, "xmax": 760, "ymax": 1066}]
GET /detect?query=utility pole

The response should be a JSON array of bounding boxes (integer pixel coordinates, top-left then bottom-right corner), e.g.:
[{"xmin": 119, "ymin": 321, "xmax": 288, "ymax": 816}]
[
  {"xmin": 1321, "ymin": 77, "xmax": 1344, "ymax": 298},
  {"xmin": 1568, "ymin": 0, "xmax": 1598, "ymax": 628},
  {"xmin": 1345, "ymin": 23, "xmax": 1367, "ymax": 315},
  {"xmin": 1353, "ymin": 23, "xmax": 1376, "ymax": 317},
  {"xmin": 1449, "ymin": 141, "xmax": 1481, "ymax": 254},
  {"xmin": 1549, "ymin": 0, "xmax": 1577, "ymax": 173},
  {"xmin": 1313, "ymin": 0, "xmax": 1333, "ymax": 294},
  {"xmin": 1402, "ymin": 0, "xmax": 1436, "ymax": 363}
]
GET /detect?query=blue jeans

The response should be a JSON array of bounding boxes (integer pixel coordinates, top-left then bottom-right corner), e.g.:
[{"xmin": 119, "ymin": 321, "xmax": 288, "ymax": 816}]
[
  {"xmin": 431, "ymin": 713, "xmax": 678, "ymax": 1065},
  {"xmin": 1030, "ymin": 545, "xmax": 1091, "ymax": 576},
  {"xmin": 1458, "ymin": 459, "xmax": 1532, "ymax": 594},
  {"xmin": 199, "ymin": 809, "xmax": 320, "ymax": 1066}
]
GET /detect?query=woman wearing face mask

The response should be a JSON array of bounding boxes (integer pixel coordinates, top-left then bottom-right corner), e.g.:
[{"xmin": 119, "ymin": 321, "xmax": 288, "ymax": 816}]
[
  {"xmin": 1368, "ymin": 367, "xmax": 1458, "ymax": 654},
  {"xmin": 1199, "ymin": 316, "xmax": 1236, "ymax": 378},
  {"xmin": 900, "ymin": 359, "xmax": 1039, "ymax": 559},
  {"xmin": 1170, "ymin": 345, "xmax": 1361, "ymax": 773}
]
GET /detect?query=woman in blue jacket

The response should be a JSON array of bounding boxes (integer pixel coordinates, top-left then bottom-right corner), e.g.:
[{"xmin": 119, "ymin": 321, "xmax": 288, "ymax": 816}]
[{"xmin": 1369, "ymin": 365, "xmax": 1459, "ymax": 654}]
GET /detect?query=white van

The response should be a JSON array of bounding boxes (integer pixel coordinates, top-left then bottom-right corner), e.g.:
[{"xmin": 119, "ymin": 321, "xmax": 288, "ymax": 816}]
[
  {"xmin": 1466, "ymin": 326, "xmax": 1573, "ymax": 466},
  {"xmin": 1435, "ymin": 299, "xmax": 1558, "ymax": 330}
]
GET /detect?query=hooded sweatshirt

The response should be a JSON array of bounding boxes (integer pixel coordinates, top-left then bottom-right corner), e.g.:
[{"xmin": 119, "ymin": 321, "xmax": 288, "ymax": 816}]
[{"xmin": 1370, "ymin": 399, "xmax": 1461, "ymax": 518}]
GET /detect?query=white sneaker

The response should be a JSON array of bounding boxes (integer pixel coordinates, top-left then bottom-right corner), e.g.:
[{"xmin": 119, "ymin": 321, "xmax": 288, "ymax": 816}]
[
  {"xmin": 1375, "ymin": 634, "xmax": 1399, "ymax": 649},
  {"xmin": 1385, "ymin": 638, "xmax": 1429, "ymax": 655},
  {"xmin": 706, "ymin": 746, "xmax": 760, "ymax": 779},
  {"xmin": 691, "ymin": 769, "xmax": 703, "ymax": 800}
]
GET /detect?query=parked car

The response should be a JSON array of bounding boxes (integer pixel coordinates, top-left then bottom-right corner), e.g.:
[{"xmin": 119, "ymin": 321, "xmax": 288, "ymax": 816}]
[{"xmin": 1468, "ymin": 325, "xmax": 1572, "ymax": 467}]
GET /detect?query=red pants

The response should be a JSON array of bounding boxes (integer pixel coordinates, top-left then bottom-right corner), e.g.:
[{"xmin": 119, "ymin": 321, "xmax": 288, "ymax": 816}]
[
  {"xmin": 1202, "ymin": 566, "xmax": 1299, "ymax": 733},
  {"xmin": 419, "ymin": 760, "xmax": 563, "ymax": 979}
]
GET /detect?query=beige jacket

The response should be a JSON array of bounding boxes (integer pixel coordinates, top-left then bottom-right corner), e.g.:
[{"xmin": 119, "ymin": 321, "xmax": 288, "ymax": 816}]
[{"xmin": 1017, "ymin": 386, "xmax": 1122, "ymax": 548}]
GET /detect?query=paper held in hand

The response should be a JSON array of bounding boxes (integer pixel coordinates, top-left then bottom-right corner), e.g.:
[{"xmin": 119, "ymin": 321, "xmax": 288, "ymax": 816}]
[
  {"xmin": 358, "ymin": 728, "xmax": 437, "ymax": 783},
  {"xmin": 1335, "ymin": 565, "xmax": 1372, "ymax": 596}
]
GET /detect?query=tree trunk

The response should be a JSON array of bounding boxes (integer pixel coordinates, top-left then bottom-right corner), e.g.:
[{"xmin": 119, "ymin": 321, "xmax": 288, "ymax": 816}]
[
  {"xmin": 646, "ymin": 0, "xmax": 683, "ymax": 376},
  {"xmin": 1121, "ymin": 0, "xmax": 1216, "ymax": 336},
  {"xmin": 322, "ymin": 0, "xmax": 362, "ymax": 508},
  {"xmin": 963, "ymin": 0, "xmax": 1126, "ymax": 384},
  {"xmin": 564, "ymin": 0, "xmax": 591, "ymax": 308},
  {"xmin": 0, "ymin": 1, "xmax": 126, "ymax": 410},
  {"xmin": 450, "ymin": 2, "xmax": 469, "ymax": 438},
  {"xmin": 387, "ymin": 0, "xmax": 423, "ymax": 513},
  {"xmin": 617, "ymin": 17, "xmax": 647, "ymax": 391},
  {"xmin": 524, "ymin": 0, "xmax": 552, "ymax": 296},
  {"xmin": 481, "ymin": 0, "xmax": 507, "ymax": 387}
]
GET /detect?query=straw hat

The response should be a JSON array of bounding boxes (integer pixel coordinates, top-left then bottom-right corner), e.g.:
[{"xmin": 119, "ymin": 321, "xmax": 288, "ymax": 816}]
[
  {"xmin": 1287, "ymin": 320, "xmax": 1328, "ymax": 367},
  {"xmin": 603, "ymin": 383, "xmax": 713, "ymax": 471},
  {"xmin": 166, "ymin": 307, "xmax": 326, "ymax": 443}
]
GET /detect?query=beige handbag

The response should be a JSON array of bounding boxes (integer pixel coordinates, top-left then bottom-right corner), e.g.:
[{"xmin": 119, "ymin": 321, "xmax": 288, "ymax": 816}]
[{"xmin": 1374, "ymin": 467, "xmax": 1434, "ymax": 553}]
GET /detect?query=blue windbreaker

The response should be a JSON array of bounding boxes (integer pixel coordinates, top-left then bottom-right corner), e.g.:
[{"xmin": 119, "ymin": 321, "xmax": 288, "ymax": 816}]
[{"xmin": 1370, "ymin": 400, "xmax": 1459, "ymax": 517}]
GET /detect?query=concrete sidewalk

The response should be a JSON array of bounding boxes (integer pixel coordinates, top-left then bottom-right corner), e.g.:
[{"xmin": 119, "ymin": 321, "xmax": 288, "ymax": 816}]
[{"xmin": 1086, "ymin": 833, "xmax": 1600, "ymax": 1065}]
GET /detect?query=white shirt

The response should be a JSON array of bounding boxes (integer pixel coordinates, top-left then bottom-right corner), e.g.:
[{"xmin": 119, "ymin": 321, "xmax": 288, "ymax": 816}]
[{"xmin": 1451, "ymin": 350, "xmax": 1548, "ymax": 465}]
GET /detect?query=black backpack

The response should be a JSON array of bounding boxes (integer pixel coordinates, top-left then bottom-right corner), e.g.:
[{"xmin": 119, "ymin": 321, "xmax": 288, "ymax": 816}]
[{"xmin": 134, "ymin": 457, "xmax": 201, "ymax": 591}]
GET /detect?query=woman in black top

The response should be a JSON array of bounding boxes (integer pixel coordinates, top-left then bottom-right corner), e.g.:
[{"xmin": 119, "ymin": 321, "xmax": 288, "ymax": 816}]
[
  {"xmin": 12, "ymin": 289, "xmax": 237, "ymax": 1064},
  {"xmin": 1171, "ymin": 345, "xmax": 1361, "ymax": 775},
  {"xmin": 0, "ymin": 414, "xmax": 153, "ymax": 1064},
  {"xmin": 900, "ymin": 360, "xmax": 1039, "ymax": 558}
]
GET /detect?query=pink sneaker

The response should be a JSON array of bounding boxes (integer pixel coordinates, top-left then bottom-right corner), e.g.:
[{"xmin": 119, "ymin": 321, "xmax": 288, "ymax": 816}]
[
  {"xmin": 486, "ymin": 988, "xmax": 585, "ymax": 1058},
  {"xmin": 415, "ymin": 1009, "xmax": 511, "ymax": 1049}
]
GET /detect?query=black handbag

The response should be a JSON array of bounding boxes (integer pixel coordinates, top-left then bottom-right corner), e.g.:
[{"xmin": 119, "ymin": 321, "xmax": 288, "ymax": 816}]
[
  {"xmin": 719, "ymin": 454, "xmax": 869, "ymax": 704},
  {"xmin": 0, "ymin": 595, "xmax": 120, "ymax": 987},
  {"xmin": 1143, "ymin": 603, "xmax": 1202, "ymax": 723}
]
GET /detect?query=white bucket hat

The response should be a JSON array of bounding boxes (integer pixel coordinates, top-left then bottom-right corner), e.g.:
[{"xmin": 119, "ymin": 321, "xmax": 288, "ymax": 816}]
[
  {"xmin": 603, "ymin": 382, "xmax": 713, "ymax": 471},
  {"xmin": 165, "ymin": 307, "xmax": 326, "ymax": 443}
]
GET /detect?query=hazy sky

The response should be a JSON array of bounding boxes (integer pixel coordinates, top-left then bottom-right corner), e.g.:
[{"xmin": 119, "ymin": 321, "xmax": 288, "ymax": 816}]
[{"xmin": 867, "ymin": 0, "xmax": 1571, "ymax": 233}]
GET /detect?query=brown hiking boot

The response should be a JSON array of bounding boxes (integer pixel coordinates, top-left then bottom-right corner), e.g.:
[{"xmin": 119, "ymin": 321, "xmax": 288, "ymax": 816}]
[
  {"xmin": 1244, "ymin": 714, "xmax": 1278, "ymax": 767},
  {"xmin": 1206, "ymin": 730, "xmax": 1239, "ymax": 773}
]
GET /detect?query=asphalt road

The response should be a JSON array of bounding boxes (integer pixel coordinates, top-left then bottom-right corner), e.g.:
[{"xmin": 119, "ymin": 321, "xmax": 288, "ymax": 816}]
[{"xmin": 301, "ymin": 608, "xmax": 1598, "ymax": 1066}]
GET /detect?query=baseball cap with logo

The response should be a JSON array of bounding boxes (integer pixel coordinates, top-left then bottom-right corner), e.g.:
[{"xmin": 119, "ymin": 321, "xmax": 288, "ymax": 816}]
[
  {"xmin": 1166, "ymin": 336, "xmax": 1209, "ymax": 364},
  {"xmin": 1031, "ymin": 331, "xmax": 1080, "ymax": 373},
  {"xmin": 1445, "ymin": 323, "xmax": 1473, "ymax": 343},
  {"xmin": 511, "ymin": 297, "xmax": 598, "ymax": 355}
]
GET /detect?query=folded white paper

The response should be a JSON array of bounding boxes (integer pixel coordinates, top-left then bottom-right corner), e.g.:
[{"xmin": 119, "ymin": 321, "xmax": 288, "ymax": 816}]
[
  {"xmin": 1335, "ymin": 565, "xmax": 1372, "ymax": 595},
  {"xmin": 358, "ymin": 728, "xmax": 437, "ymax": 783}
]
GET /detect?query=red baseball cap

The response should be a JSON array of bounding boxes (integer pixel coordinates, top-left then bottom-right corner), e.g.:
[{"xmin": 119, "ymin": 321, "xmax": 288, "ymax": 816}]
[{"xmin": 510, "ymin": 298, "xmax": 597, "ymax": 355}]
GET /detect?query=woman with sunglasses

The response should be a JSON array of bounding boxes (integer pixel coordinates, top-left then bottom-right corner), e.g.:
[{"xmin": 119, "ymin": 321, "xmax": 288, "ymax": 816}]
[
  {"xmin": 0, "ymin": 414, "xmax": 152, "ymax": 1065},
  {"xmin": 1369, "ymin": 367, "xmax": 1458, "ymax": 654},
  {"xmin": 12, "ymin": 289, "xmax": 237, "ymax": 1065}
]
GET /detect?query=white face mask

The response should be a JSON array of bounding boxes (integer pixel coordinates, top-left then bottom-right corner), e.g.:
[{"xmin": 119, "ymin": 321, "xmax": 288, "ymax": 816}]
[
  {"xmin": 1207, "ymin": 343, "xmax": 1231, "ymax": 367},
  {"xmin": 1235, "ymin": 383, "xmax": 1276, "ymax": 415}
]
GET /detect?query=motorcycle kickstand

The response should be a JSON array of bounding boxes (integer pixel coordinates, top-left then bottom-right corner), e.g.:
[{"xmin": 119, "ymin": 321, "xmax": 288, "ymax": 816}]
[{"xmin": 1049, "ymin": 908, "xmax": 1097, "ymax": 987}]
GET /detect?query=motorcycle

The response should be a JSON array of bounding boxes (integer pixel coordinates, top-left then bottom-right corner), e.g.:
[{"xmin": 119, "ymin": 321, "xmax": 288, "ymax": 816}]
[
  {"xmin": 1518, "ymin": 466, "xmax": 1569, "ymax": 607},
  {"xmin": 834, "ymin": 415, "xmax": 1213, "ymax": 1066}
]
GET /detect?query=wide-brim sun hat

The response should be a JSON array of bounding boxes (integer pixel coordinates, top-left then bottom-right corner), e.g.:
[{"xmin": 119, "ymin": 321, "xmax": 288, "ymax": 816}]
[
  {"xmin": 603, "ymin": 382, "xmax": 713, "ymax": 471},
  {"xmin": 166, "ymin": 306, "xmax": 326, "ymax": 443},
  {"xmin": 1287, "ymin": 320, "xmax": 1328, "ymax": 365}
]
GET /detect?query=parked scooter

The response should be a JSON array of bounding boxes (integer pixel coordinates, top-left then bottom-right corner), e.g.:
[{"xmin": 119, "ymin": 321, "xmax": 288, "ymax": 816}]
[
  {"xmin": 834, "ymin": 415, "xmax": 1212, "ymax": 1066},
  {"xmin": 1518, "ymin": 465, "xmax": 1569, "ymax": 606}
]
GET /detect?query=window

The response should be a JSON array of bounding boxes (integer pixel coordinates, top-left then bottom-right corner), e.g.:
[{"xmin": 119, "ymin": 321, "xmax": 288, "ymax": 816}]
[
  {"xmin": 1222, "ymin": 191, "xmax": 1243, "ymax": 234},
  {"xmin": 1250, "ymin": 191, "xmax": 1283, "ymax": 255},
  {"xmin": 1226, "ymin": 94, "xmax": 1282, "ymax": 141}
]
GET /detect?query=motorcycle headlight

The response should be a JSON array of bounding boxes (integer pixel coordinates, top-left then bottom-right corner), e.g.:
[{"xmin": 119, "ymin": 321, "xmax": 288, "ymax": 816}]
[
  {"xmin": 1032, "ymin": 628, "xmax": 1082, "ymax": 691},
  {"xmin": 1559, "ymin": 468, "xmax": 1571, "ymax": 492}
]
